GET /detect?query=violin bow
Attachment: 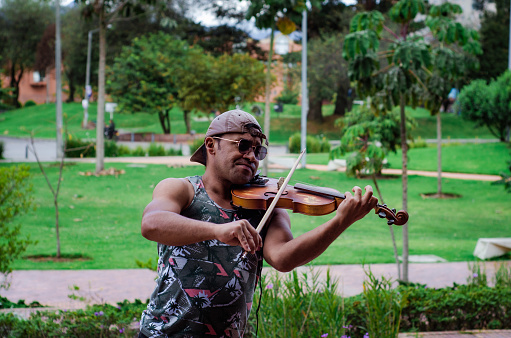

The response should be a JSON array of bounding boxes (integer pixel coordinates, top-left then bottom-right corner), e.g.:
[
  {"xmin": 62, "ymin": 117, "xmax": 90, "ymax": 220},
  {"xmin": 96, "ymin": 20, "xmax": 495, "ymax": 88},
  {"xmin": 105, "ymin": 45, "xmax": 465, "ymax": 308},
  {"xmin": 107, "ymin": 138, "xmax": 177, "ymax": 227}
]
[{"xmin": 254, "ymin": 149, "xmax": 306, "ymax": 233}]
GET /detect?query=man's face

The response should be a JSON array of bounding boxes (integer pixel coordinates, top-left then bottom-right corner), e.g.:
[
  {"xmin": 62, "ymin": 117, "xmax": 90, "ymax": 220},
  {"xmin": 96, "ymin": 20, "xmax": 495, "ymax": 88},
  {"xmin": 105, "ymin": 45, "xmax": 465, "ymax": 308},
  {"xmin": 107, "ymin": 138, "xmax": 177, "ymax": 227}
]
[{"xmin": 211, "ymin": 132, "xmax": 264, "ymax": 184}]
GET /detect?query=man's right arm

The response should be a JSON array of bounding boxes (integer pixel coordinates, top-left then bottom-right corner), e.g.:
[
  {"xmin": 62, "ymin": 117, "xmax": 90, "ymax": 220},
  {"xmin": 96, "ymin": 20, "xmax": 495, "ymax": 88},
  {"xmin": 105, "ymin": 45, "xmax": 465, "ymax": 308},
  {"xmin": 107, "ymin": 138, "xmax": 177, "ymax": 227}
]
[{"xmin": 141, "ymin": 178, "xmax": 261, "ymax": 252}]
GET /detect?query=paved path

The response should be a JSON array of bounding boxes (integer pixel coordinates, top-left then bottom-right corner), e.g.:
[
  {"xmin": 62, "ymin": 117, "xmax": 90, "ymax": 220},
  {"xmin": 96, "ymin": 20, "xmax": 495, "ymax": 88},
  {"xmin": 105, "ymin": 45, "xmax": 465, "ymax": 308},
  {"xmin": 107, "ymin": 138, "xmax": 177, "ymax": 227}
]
[{"xmin": 3, "ymin": 261, "xmax": 510, "ymax": 310}]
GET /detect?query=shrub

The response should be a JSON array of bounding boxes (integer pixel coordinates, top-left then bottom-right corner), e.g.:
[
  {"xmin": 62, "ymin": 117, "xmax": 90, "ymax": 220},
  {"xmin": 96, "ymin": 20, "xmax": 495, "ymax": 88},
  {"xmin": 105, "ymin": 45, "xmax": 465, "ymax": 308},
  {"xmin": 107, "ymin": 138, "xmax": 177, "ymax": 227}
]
[
  {"xmin": 166, "ymin": 147, "xmax": 183, "ymax": 156},
  {"xmin": 0, "ymin": 165, "xmax": 35, "ymax": 286},
  {"xmin": 0, "ymin": 299, "xmax": 148, "ymax": 337},
  {"xmin": 65, "ymin": 136, "xmax": 95, "ymax": 158},
  {"xmin": 117, "ymin": 145, "xmax": 132, "ymax": 157},
  {"xmin": 23, "ymin": 100, "xmax": 36, "ymax": 108},
  {"xmin": 288, "ymin": 133, "xmax": 331, "ymax": 153},
  {"xmin": 131, "ymin": 146, "xmax": 146, "ymax": 157},
  {"xmin": 147, "ymin": 143, "xmax": 166, "ymax": 156},
  {"xmin": 275, "ymin": 88, "xmax": 299, "ymax": 105},
  {"xmin": 104, "ymin": 141, "xmax": 119, "ymax": 157}
]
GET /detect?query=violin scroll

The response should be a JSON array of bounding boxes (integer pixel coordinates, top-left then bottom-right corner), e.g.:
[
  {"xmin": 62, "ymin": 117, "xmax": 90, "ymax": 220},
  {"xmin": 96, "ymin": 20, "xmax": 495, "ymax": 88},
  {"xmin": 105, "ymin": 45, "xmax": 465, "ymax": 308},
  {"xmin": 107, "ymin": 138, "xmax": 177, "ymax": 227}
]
[{"xmin": 375, "ymin": 204, "xmax": 408, "ymax": 226}]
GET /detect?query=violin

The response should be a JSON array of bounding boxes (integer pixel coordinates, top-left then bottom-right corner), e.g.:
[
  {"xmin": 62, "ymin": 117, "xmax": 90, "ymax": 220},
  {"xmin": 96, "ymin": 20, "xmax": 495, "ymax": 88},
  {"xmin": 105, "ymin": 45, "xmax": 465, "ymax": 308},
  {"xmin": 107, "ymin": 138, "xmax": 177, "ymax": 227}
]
[{"xmin": 232, "ymin": 176, "xmax": 408, "ymax": 226}]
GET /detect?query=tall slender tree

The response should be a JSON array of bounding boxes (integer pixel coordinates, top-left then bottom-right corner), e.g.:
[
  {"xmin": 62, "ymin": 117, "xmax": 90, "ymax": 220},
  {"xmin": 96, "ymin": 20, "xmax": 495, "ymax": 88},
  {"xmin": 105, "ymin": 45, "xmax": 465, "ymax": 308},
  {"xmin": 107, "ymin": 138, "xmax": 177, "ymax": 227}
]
[
  {"xmin": 423, "ymin": 2, "xmax": 481, "ymax": 196},
  {"xmin": 74, "ymin": 0, "xmax": 160, "ymax": 173},
  {"xmin": 344, "ymin": 0, "xmax": 431, "ymax": 282}
]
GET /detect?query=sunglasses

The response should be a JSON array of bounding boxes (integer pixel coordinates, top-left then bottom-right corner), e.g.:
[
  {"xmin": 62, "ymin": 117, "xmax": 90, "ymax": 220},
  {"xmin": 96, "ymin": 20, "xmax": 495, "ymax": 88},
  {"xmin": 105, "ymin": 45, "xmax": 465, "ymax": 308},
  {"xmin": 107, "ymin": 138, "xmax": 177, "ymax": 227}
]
[{"xmin": 212, "ymin": 137, "xmax": 267, "ymax": 161}]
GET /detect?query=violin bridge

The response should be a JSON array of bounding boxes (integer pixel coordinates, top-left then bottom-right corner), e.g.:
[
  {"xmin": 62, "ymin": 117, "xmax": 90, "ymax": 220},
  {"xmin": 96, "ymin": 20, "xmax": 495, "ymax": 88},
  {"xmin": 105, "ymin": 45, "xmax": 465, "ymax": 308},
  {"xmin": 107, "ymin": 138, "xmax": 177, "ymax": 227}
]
[{"xmin": 277, "ymin": 177, "xmax": 285, "ymax": 190}]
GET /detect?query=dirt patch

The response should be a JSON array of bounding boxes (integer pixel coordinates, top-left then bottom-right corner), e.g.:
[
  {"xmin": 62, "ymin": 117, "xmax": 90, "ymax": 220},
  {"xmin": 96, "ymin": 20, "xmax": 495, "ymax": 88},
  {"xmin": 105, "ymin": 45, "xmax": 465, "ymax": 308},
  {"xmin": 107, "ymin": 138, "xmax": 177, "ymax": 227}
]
[
  {"xmin": 25, "ymin": 254, "xmax": 92, "ymax": 263},
  {"xmin": 78, "ymin": 167, "xmax": 125, "ymax": 177},
  {"xmin": 420, "ymin": 192, "xmax": 462, "ymax": 199}
]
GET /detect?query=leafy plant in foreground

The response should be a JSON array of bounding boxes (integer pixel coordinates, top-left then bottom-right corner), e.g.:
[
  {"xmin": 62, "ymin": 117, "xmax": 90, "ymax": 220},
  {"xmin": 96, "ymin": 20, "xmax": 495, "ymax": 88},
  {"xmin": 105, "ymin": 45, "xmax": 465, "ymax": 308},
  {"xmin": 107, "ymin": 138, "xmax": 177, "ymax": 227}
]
[{"xmin": 0, "ymin": 165, "xmax": 35, "ymax": 288}]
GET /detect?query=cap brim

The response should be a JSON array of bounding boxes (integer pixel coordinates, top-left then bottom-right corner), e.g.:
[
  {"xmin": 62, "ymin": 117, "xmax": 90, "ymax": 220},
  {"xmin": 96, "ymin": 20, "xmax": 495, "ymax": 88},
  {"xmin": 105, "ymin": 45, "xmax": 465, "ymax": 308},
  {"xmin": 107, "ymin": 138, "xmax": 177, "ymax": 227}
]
[{"xmin": 190, "ymin": 143, "xmax": 207, "ymax": 165}]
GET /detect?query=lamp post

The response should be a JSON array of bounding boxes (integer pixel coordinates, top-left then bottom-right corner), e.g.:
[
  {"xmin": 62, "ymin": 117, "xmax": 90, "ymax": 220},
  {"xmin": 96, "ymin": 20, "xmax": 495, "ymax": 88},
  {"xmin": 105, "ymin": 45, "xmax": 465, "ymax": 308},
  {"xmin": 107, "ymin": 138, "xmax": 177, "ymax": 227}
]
[
  {"xmin": 300, "ymin": 8, "xmax": 308, "ymax": 168},
  {"xmin": 56, "ymin": 0, "xmax": 63, "ymax": 158},
  {"xmin": 83, "ymin": 28, "xmax": 99, "ymax": 129}
]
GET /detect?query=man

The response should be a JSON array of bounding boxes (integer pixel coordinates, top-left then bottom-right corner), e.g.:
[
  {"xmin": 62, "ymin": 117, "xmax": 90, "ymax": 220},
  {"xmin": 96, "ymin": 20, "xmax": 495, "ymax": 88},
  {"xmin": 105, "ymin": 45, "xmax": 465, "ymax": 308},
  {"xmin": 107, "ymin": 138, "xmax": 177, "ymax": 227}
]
[{"xmin": 139, "ymin": 109, "xmax": 378, "ymax": 337}]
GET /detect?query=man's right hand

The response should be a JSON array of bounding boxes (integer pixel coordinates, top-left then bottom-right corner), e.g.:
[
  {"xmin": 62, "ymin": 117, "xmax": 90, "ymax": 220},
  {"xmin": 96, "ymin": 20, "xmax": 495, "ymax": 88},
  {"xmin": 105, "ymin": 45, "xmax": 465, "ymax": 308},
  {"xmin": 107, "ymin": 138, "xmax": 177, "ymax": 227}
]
[{"xmin": 215, "ymin": 220, "xmax": 262, "ymax": 254}]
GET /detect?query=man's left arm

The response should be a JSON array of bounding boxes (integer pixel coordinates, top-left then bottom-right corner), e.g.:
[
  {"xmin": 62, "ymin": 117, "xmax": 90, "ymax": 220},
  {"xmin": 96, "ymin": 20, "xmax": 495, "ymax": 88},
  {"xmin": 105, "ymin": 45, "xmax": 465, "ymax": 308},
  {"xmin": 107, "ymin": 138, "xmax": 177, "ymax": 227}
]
[{"xmin": 263, "ymin": 185, "xmax": 378, "ymax": 272}]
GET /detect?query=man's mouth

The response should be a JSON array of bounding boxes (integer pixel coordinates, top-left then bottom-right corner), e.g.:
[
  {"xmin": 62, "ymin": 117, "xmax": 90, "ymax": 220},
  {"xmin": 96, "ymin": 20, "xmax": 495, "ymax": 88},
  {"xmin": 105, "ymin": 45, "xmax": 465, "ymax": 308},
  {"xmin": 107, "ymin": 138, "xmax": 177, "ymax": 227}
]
[{"xmin": 236, "ymin": 161, "xmax": 255, "ymax": 173}]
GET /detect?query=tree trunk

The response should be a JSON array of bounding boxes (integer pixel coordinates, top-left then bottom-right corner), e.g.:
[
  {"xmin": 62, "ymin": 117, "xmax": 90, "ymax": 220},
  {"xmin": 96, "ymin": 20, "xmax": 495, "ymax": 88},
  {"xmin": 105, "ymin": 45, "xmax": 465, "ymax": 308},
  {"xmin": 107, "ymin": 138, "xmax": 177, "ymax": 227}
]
[
  {"xmin": 54, "ymin": 197, "xmax": 61, "ymax": 258},
  {"xmin": 437, "ymin": 113, "xmax": 442, "ymax": 195},
  {"xmin": 45, "ymin": 66, "xmax": 51, "ymax": 104},
  {"xmin": 95, "ymin": 13, "xmax": 106, "ymax": 174},
  {"xmin": 373, "ymin": 174, "xmax": 401, "ymax": 280},
  {"xmin": 333, "ymin": 79, "xmax": 350, "ymax": 116},
  {"xmin": 159, "ymin": 110, "xmax": 171, "ymax": 134},
  {"xmin": 184, "ymin": 110, "xmax": 191, "ymax": 135},
  {"xmin": 262, "ymin": 22, "xmax": 275, "ymax": 176},
  {"xmin": 399, "ymin": 94, "xmax": 409, "ymax": 282},
  {"xmin": 66, "ymin": 70, "xmax": 76, "ymax": 103},
  {"xmin": 308, "ymin": 95, "xmax": 323, "ymax": 122},
  {"xmin": 9, "ymin": 65, "xmax": 23, "ymax": 108}
]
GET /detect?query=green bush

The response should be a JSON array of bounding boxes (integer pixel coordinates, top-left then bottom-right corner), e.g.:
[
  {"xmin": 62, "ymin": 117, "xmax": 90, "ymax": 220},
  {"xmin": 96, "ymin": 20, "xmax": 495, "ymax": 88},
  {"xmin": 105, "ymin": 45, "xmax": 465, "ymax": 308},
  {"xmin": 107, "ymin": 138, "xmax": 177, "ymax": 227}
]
[
  {"xmin": 166, "ymin": 147, "xmax": 183, "ymax": 156},
  {"xmin": 117, "ymin": 145, "xmax": 132, "ymax": 157},
  {"xmin": 131, "ymin": 146, "xmax": 146, "ymax": 157},
  {"xmin": 275, "ymin": 88, "xmax": 299, "ymax": 105},
  {"xmin": 147, "ymin": 143, "xmax": 166, "ymax": 156},
  {"xmin": 104, "ymin": 141, "xmax": 119, "ymax": 157},
  {"xmin": 409, "ymin": 138, "xmax": 428, "ymax": 149},
  {"xmin": 65, "ymin": 137, "xmax": 119, "ymax": 158},
  {"xmin": 0, "ymin": 300, "xmax": 147, "ymax": 337},
  {"xmin": 0, "ymin": 165, "xmax": 35, "ymax": 282},
  {"xmin": 65, "ymin": 137, "xmax": 95, "ymax": 158},
  {"xmin": 288, "ymin": 133, "xmax": 331, "ymax": 153},
  {"xmin": 23, "ymin": 100, "xmax": 36, "ymax": 108}
]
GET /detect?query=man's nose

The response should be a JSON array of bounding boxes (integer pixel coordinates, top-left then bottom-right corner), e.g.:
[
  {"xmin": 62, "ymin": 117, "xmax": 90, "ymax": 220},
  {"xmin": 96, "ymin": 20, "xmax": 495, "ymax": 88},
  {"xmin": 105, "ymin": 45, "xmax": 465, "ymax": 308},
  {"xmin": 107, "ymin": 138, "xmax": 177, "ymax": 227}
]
[{"xmin": 243, "ymin": 147, "xmax": 257, "ymax": 162}]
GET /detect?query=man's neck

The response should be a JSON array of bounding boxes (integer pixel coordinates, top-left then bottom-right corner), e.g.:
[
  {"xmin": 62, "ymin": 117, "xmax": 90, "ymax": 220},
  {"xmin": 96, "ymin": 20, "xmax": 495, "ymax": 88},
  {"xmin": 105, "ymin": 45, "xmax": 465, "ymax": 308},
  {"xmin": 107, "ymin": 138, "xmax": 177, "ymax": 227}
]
[{"xmin": 202, "ymin": 171, "xmax": 233, "ymax": 209}]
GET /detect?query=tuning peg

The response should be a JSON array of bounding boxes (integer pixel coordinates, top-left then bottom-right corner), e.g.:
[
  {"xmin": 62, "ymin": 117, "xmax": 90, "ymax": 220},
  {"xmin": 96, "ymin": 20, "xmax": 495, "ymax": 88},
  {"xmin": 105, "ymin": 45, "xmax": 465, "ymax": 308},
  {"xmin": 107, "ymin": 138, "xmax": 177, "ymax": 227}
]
[
  {"xmin": 387, "ymin": 219, "xmax": 395, "ymax": 225},
  {"xmin": 392, "ymin": 208, "xmax": 396, "ymax": 214},
  {"xmin": 378, "ymin": 211, "xmax": 386, "ymax": 219}
]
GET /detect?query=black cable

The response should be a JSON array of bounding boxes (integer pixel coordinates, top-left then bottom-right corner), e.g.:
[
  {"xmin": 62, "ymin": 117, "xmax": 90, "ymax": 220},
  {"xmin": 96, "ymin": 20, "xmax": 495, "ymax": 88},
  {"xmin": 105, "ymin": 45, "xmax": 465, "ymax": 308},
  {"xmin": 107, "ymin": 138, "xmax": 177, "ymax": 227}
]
[{"xmin": 254, "ymin": 275, "xmax": 263, "ymax": 337}]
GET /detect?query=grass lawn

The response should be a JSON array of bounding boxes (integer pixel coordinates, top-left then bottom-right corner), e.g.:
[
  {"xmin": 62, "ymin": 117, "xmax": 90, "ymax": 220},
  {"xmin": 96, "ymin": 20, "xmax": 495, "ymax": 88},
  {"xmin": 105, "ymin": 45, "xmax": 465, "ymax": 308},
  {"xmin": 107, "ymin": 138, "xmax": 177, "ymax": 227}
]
[
  {"xmin": 291, "ymin": 142, "xmax": 510, "ymax": 176},
  {"xmin": 3, "ymin": 161, "xmax": 510, "ymax": 270},
  {"xmin": 0, "ymin": 102, "xmax": 497, "ymax": 144}
]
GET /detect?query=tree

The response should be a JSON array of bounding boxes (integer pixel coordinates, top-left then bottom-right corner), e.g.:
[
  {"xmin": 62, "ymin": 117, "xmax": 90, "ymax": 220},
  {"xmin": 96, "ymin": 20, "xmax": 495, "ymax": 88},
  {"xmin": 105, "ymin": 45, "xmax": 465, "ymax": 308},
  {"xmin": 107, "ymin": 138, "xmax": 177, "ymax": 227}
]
[
  {"xmin": 208, "ymin": 53, "xmax": 266, "ymax": 111},
  {"xmin": 0, "ymin": 165, "xmax": 34, "ymax": 287},
  {"xmin": 107, "ymin": 32, "xmax": 187, "ymax": 134},
  {"xmin": 344, "ymin": 0, "xmax": 431, "ymax": 282},
  {"xmin": 35, "ymin": 24, "xmax": 56, "ymax": 104},
  {"xmin": 75, "ymin": 0, "xmax": 161, "ymax": 174},
  {"xmin": 422, "ymin": 2, "xmax": 481, "ymax": 197},
  {"xmin": 307, "ymin": 33, "xmax": 349, "ymax": 122},
  {"xmin": 307, "ymin": 0, "xmax": 355, "ymax": 117},
  {"xmin": 330, "ymin": 106, "xmax": 416, "ymax": 278},
  {"xmin": 108, "ymin": 32, "xmax": 266, "ymax": 134},
  {"xmin": 458, "ymin": 71, "xmax": 511, "ymax": 142},
  {"xmin": 0, "ymin": 0, "xmax": 53, "ymax": 108},
  {"xmin": 475, "ymin": 0, "xmax": 510, "ymax": 81}
]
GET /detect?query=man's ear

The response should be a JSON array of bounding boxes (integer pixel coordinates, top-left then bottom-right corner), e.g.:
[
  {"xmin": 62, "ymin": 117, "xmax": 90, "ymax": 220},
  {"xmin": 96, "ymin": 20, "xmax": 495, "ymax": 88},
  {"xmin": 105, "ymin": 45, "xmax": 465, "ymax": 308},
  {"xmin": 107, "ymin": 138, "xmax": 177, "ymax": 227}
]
[{"xmin": 204, "ymin": 137, "xmax": 216, "ymax": 156}]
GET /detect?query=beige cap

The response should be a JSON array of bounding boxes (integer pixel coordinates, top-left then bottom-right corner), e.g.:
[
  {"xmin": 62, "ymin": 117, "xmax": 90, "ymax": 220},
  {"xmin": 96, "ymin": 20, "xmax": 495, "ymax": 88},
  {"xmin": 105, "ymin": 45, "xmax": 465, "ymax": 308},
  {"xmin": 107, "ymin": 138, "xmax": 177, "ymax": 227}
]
[{"xmin": 190, "ymin": 109, "xmax": 268, "ymax": 165}]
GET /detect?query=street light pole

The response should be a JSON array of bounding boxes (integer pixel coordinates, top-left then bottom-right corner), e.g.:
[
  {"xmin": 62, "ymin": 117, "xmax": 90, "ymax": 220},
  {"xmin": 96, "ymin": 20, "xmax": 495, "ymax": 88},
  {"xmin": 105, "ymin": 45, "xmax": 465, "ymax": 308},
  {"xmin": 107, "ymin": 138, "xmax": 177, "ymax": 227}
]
[
  {"xmin": 55, "ymin": 0, "xmax": 63, "ymax": 158},
  {"xmin": 300, "ymin": 8, "xmax": 308, "ymax": 168},
  {"xmin": 83, "ymin": 28, "xmax": 99, "ymax": 129}
]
